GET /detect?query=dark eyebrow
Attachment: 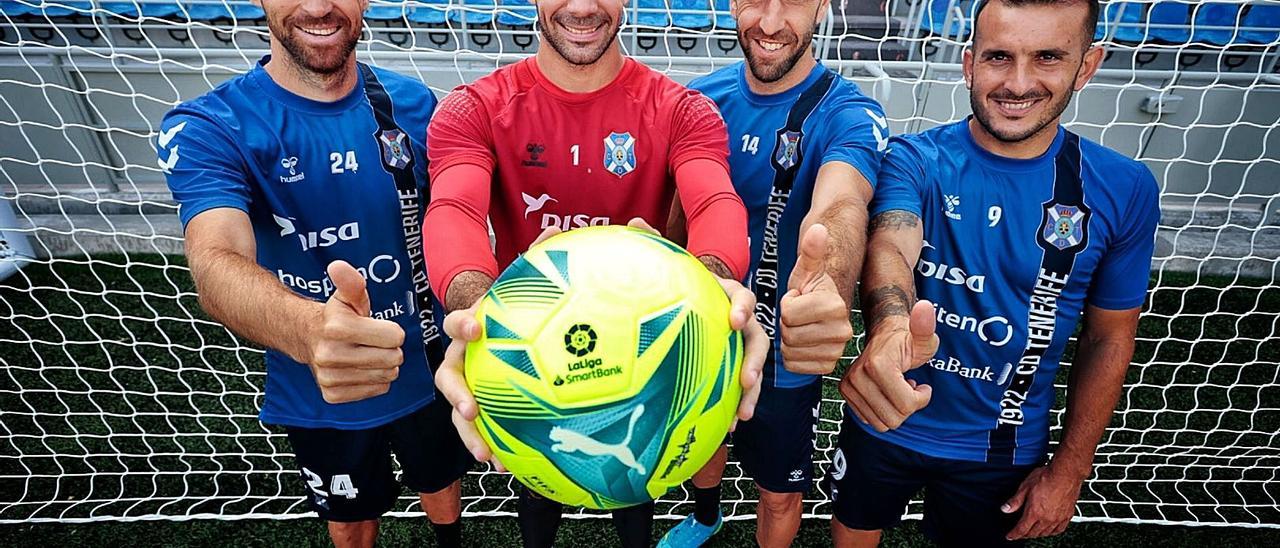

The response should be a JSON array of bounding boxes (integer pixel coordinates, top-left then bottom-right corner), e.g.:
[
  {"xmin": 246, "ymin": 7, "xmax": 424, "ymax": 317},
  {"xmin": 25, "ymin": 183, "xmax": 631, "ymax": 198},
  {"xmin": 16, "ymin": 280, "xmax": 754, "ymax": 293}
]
[
  {"xmin": 1037, "ymin": 48, "xmax": 1071, "ymax": 57},
  {"xmin": 980, "ymin": 49, "xmax": 1012, "ymax": 58}
]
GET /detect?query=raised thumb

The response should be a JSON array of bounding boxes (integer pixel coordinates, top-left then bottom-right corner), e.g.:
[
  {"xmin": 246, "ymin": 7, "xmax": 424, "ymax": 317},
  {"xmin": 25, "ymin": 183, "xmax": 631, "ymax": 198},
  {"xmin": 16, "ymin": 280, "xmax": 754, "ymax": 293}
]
[
  {"xmin": 787, "ymin": 223, "xmax": 829, "ymax": 293},
  {"xmin": 327, "ymin": 260, "xmax": 370, "ymax": 316}
]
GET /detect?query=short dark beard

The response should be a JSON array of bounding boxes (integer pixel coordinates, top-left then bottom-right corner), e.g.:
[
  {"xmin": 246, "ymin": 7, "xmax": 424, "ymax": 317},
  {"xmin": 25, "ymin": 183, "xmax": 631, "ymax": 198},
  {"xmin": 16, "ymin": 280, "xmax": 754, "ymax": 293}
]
[
  {"xmin": 970, "ymin": 84, "xmax": 1073, "ymax": 143},
  {"xmin": 539, "ymin": 13, "xmax": 620, "ymax": 66},
  {"xmin": 738, "ymin": 27, "xmax": 813, "ymax": 83},
  {"xmin": 267, "ymin": 13, "xmax": 360, "ymax": 76}
]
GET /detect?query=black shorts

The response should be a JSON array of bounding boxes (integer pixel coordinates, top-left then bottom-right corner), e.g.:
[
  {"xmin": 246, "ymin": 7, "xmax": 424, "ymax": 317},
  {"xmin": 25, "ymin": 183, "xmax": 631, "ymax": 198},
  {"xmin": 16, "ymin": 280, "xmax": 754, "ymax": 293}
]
[
  {"xmin": 283, "ymin": 397, "xmax": 473, "ymax": 522},
  {"xmin": 828, "ymin": 412, "xmax": 1042, "ymax": 547},
  {"xmin": 731, "ymin": 381, "xmax": 822, "ymax": 494}
]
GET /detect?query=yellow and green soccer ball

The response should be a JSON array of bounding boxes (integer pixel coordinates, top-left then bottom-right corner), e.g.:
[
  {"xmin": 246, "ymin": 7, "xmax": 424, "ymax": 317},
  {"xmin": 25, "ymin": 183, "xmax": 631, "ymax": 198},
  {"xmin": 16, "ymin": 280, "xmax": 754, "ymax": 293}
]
[{"xmin": 466, "ymin": 225, "xmax": 743, "ymax": 509}]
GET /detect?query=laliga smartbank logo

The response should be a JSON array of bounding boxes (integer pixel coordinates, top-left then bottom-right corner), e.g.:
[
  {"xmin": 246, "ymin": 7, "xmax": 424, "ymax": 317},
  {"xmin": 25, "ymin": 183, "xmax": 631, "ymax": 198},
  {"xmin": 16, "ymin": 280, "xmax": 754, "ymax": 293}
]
[{"xmin": 553, "ymin": 323, "xmax": 622, "ymax": 386}]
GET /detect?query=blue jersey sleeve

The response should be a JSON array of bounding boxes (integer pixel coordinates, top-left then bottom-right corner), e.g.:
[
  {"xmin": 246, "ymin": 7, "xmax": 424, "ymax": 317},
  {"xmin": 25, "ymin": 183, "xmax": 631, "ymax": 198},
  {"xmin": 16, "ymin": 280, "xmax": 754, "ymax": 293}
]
[
  {"xmin": 158, "ymin": 108, "xmax": 251, "ymax": 228},
  {"xmin": 868, "ymin": 136, "xmax": 928, "ymax": 219},
  {"xmin": 1088, "ymin": 167, "xmax": 1159, "ymax": 310},
  {"xmin": 820, "ymin": 97, "xmax": 888, "ymax": 190}
]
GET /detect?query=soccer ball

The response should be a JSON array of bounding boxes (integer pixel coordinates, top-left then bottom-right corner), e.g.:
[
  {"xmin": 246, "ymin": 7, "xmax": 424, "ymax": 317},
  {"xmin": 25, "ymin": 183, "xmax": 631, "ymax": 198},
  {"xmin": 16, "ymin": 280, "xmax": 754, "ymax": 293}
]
[{"xmin": 465, "ymin": 225, "xmax": 743, "ymax": 509}]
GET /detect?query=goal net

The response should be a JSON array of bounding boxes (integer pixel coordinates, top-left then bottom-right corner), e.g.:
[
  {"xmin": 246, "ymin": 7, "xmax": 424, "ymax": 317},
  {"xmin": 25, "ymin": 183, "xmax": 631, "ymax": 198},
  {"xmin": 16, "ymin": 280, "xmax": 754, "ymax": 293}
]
[{"xmin": 0, "ymin": 0, "xmax": 1277, "ymax": 528}]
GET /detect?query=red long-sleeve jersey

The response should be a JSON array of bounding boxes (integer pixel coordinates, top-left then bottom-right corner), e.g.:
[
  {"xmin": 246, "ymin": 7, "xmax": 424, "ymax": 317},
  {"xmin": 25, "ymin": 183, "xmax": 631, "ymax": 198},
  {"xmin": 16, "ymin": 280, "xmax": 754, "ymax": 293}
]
[{"xmin": 424, "ymin": 57, "xmax": 748, "ymax": 300}]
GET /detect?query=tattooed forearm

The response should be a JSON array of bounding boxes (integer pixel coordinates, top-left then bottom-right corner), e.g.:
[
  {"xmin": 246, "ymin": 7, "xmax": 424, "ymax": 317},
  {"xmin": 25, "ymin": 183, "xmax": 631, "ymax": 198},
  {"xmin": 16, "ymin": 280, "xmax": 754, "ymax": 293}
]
[
  {"xmin": 862, "ymin": 284, "xmax": 913, "ymax": 332},
  {"xmin": 868, "ymin": 210, "xmax": 920, "ymax": 233}
]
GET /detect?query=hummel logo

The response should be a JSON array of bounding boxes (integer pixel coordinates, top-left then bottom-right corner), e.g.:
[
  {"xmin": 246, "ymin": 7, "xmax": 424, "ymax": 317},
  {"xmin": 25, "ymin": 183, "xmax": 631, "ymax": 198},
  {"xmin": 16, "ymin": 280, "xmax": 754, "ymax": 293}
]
[
  {"xmin": 549, "ymin": 404, "xmax": 647, "ymax": 475},
  {"xmin": 157, "ymin": 146, "xmax": 180, "ymax": 174},
  {"xmin": 157, "ymin": 121, "xmax": 186, "ymax": 149},
  {"xmin": 865, "ymin": 107, "xmax": 889, "ymax": 152},
  {"xmin": 523, "ymin": 142, "xmax": 547, "ymax": 167},
  {"xmin": 944, "ymin": 194, "xmax": 961, "ymax": 220},
  {"xmin": 272, "ymin": 214, "xmax": 296, "ymax": 237},
  {"xmin": 522, "ymin": 192, "xmax": 557, "ymax": 218}
]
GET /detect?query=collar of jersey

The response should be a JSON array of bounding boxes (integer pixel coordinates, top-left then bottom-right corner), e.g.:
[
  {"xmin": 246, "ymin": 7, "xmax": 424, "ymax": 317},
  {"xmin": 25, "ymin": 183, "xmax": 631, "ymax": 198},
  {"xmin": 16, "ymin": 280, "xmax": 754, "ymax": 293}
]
[
  {"xmin": 956, "ymin": 117, "xmax": 1066, "ymax": 173},
  {"xmin": 248, "ymin": 55, "xmax": 369, "ymax": 115},
  {"xmin": 734, "ymin": 61, "xmax": 826, "ymax": 106},
  {"xmin": 525, "ymin": 56, "xmax": 637, "ymax": 104}
]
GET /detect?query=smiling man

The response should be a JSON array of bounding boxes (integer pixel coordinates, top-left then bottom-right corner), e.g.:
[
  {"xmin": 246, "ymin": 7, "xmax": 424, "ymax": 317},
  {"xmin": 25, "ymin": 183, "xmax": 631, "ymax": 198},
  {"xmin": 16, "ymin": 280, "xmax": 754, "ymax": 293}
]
[
  {"xmin": 658, "ymin": 0, "xmax": 889, "ymax": 545},
  {"xmin": 831, "ymin": 1, "xmax": 1159, "ymax": 546},
  {"xmin": 421, "ymin": 0, "xmax": 769, "ymax": 546},
  {"xmin": 157, "ymin": 1, "xmax": 470, "ymax": 547}
]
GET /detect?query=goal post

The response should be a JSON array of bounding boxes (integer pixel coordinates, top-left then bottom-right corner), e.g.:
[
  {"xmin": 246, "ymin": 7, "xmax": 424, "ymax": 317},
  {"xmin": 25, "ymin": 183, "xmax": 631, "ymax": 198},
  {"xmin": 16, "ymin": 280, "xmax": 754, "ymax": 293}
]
[{"xmin": 0, "ymin": 0, "xmax": 1278, "ymax": 528}]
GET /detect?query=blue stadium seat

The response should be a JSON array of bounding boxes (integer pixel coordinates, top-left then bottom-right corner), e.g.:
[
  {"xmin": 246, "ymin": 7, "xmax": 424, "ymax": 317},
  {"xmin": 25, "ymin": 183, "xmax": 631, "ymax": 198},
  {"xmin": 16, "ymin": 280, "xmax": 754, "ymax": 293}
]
[
  {"xmin": 1146, "ymin": 1, "xmax": 1191, "ymax": 44},
  {"xmin": 711, "ymin": 0, "xmax": 732, "ymax": 30},
  {"xmin": 96, "ymin": 2, "xmax": 264, "ymax": 20},
  {"xmin": 1190, "ymin": 3, "xmax": 1241, "ymax": 45},
  {"xmin": 100, "ymin": 2, "xmax": 177, "ymax": 18},
  {"xmin": 634, "ymin": 0, "xmax": 670, "ymax": 28},
  {"xmin": 0, "ymin": 0, "xmax": 33, "ymax": 15},
  {"xmin": 2, "ymin": 0, "xmax": 92, "ymax": 17},
  {"xmin": 366, "ymin": 1, "xmax": 410, "ymax": 21},
  {"xmin": 408, "ymin": 0, "xmax": 448, "ymax": 25},
  {"xmin": 181, "ymin": 2, "xmax": 264, "ymax": 20},
  {"xmin": 448, "ymin": 0, "xmax": 496, "ymax": 25},
  {"xmin": 922, "ymin": 0, "xmax": 974, "ymax": 39},
  {"xmin": 1240, "ymin": 4, "xmax": 1280, "ymax": 45},
  {"xmin": 495, "ymin": 0, "xmax": 534, "ymax": 27},
  {"xmin": 670, "ymin": 0, "xmax": 711, "ymax": 30},
  {"xmin": 1099, "ymin": 1, "xmax": 1145, "ymax": 42}
]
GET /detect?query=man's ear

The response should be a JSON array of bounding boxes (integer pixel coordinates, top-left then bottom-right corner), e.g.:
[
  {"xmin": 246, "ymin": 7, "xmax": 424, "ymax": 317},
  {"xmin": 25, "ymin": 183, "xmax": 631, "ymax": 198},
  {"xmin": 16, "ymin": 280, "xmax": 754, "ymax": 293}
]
[
  {"xmin": 1074, "ymin": 45, "xmax": 1105, "ymax": 91},
  {"xmin": 962, "ymin": 48, "xmax": 974, "ymax": 90}
]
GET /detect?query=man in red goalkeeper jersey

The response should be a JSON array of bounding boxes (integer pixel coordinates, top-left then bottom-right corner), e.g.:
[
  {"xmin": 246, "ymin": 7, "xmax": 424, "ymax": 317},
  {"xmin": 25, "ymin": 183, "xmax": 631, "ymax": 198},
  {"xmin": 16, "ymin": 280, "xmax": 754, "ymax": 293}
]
[{"xmin": 422, "ymin": 0, "xmax": 768, "ymax": 545}]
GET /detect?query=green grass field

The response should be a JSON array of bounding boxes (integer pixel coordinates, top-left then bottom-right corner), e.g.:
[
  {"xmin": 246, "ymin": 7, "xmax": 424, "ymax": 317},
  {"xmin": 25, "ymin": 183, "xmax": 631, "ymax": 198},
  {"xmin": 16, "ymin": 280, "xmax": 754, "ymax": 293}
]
[{"xmin": 1, "ymin": 254, "xmax": 1277, "ymax": 544}]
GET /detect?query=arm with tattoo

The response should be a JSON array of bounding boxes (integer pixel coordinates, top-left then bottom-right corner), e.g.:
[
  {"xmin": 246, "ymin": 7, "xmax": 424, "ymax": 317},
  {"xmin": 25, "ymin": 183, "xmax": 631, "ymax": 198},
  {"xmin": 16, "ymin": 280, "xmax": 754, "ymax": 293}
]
[{"xmin": 860, "ymin": 210, "xmax": 923, "ymax": 335}]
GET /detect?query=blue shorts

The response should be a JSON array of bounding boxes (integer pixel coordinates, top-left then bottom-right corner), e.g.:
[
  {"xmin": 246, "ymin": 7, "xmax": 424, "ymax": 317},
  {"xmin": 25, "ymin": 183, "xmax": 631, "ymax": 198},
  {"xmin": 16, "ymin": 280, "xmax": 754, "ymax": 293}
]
[
  {"xmin": 283, "ymin": 397, "xmax": 472, "ymax": 522},
  {"xmin": 731, "ymin": 381, "xmax": 822, "ymax": 494},
  {"xmin": 828, "ymin": 411, "xmax": 1042, "ymax": 547}
]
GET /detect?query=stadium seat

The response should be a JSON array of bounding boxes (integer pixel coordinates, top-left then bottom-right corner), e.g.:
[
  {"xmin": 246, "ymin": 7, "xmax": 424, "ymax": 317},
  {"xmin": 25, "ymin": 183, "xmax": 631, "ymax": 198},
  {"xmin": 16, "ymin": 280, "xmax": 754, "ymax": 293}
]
[
  {"xmin": 1190, "ymin": 3, "xmax": 1242, "ymax": 46},
  {"xmin": 1099, "ymin": 1, "xmax": 1146, "ymax": 42},
  {"xmin": 448, "ymin": 0, "xmax": 496, "ymax": 26},
  {"xmin": 1240, "ymin": 4, "xmax": 1280, "ymax": 45},
  {"xmin": 922, "ymin": 0, "xmax": 974, "ymax": 39},
  {"xmin": 408, "ymin": 0, "xmax": 449, "ymax": 26},
  {"xmin": 634, "ymin": 0, "xmax": 671, "ymax": 28},
  {"xmin": 1145, "ymin": 1, "xmax": 1192, "ymax": 44},
  {"xmin": 495, "ymin": 0, "xmax": 535, "ymax": 27},
  {"xmin": 366, "ymin": 1, "xmax": 410, "ymax": 21},
  {"xmin": 712, "ymin": 0, "xmax": 733, "ymax": 30},
  {"xmin": 670, "ymin": 0, "xmax": 712, "ymax": 30},
  {"xmin": 1, "ymin": 0, "xmax": 92, "ymax": 17}
]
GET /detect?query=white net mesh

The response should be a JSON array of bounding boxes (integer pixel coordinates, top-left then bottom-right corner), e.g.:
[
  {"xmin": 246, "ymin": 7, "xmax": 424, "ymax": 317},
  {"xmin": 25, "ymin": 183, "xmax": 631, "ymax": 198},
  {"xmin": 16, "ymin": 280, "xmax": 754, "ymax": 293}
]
[{"xmin": 0, "ymin": 0, "xmax": 1277, "ymax": 528}]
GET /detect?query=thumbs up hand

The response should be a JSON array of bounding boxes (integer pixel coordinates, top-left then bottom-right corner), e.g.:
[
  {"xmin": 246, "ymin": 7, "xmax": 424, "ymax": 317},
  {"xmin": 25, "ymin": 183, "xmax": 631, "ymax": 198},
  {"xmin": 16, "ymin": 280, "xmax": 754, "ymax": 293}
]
[
  {"xmin": 303, "ymin": 260, "xmax": 406, "ymax": 404},
  {"xmin": 779, "ymin": 224, "xmax": 854, "ymax": 375},
  {"xmin": 839, "ymin": 299, "xmax": 938, "ymax": 432}
]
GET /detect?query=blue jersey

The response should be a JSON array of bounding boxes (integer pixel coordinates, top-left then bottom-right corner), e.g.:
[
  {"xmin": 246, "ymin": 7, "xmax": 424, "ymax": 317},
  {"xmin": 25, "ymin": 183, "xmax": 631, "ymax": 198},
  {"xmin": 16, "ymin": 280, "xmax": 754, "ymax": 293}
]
[
  {"xmin": 865, "ymin": 120, "xmax": 1159, "ymax": 465},
  {"xmin": 691, "ymin": 62, "xmax": 888, "ymax": 388},
  {"xmin": 159, "ymin": 57, "xmax": 446, "ymax": 429}
]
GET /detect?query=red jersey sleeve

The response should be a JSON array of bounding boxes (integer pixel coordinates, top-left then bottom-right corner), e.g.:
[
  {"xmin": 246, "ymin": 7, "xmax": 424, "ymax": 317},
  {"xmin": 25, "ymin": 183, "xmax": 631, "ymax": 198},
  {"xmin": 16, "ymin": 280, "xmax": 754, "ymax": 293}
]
[
  {"xmin": 675, "ymin": 158, "xmax": 748, "ymax": 281},
  {"xmin": 667, "ymin": 91, "xmax": 731, "ymax": 172},
  {"xmin": 427, "ymin": 87, "xmax": 497, "ymax": 179},
  {"xmin": 424, "ymin": 88, "xmax": 500, "ymax": 305}
]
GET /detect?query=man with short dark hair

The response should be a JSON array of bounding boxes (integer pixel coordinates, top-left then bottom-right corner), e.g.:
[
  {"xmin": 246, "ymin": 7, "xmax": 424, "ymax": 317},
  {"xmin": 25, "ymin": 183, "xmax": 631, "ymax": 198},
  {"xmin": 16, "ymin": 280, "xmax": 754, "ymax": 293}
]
[
  {"xmin": 832, "ymin": 1, "xmax": 1157, "ymax": 546},
  {"xmin": 422, "ymin": 0, "xmax": 769, "ymax": 545},
  {"xmin": 658, "ymin": 0, "xmax": 888, "ymax": 545},
  {"xmin": 158, "ymin": 0, "xmax": 470, "ymax": 546}
]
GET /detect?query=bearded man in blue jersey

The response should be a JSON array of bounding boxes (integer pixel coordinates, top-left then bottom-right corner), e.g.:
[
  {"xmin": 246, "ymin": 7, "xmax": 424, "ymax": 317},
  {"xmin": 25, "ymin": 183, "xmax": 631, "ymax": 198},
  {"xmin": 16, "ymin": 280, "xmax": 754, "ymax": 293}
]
[
  {"xmin": 832, "ymin": 0, "xmax": 1159, "ymax": 546},
  {"xmin": 157, "ymin": 0, "xmax": 470, "ymax": 546},
  {"xmin": 659, "ymin": 0, "xmax": 891, "ymax": 546}
]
